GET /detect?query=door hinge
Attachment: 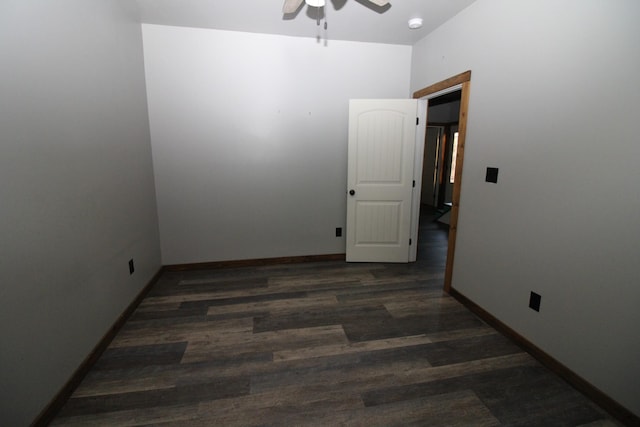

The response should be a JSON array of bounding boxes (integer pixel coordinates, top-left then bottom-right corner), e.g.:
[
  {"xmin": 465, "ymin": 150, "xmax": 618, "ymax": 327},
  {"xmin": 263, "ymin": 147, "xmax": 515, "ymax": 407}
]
[
  {"xmin": 416, "ymin": 117, "xmax": 419, "ymax": 125},
  {"xmin": 409, "ymin": 238, "xmax": 412, "ymax": 245},
  {"xmin": 412, "ymin": 180, "xmax": 416, "ymax": 188}
]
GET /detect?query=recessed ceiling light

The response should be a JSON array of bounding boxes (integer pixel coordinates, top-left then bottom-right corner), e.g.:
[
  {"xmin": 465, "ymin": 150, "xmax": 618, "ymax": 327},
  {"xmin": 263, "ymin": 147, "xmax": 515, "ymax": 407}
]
[{"xmin": 408, "ymin": 18, "xmax": 423, "ymax": 29}]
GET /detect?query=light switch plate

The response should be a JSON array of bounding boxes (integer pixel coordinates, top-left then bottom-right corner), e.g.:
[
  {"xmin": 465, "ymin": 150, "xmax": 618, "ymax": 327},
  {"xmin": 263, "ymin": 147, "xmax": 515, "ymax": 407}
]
[{"xmin": 486, "ymin": 167, "xmax": 499, "ymax": 183}]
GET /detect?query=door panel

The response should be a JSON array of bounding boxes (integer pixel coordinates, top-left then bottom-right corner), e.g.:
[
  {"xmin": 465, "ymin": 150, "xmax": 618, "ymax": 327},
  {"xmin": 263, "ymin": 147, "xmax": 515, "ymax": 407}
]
[
  {"xmin": 346, "ymin": 99, "xmax": 418, "ymax": 263},
  {"xmin": 355, "ymin": 111, "xmax": 405, "ymax": 184},
  {"xmin": 355, "ymin": 201, "xmax": 402, "ymax": 244}
]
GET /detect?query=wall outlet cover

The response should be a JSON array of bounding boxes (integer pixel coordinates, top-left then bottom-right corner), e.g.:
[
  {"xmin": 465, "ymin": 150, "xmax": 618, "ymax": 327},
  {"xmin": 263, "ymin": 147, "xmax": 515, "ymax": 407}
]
[
  {"xmin": 486, "ymin": 167, "xmax": 499, "ymax": 183},
  {"xmin": 529, "ymin": 291, "xmax": 541, "ymax": 312}
]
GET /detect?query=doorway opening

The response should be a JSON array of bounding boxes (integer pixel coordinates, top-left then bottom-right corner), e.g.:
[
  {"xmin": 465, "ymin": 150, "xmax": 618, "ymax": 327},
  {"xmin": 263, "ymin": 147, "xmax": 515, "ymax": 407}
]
[
  {"xmin": 413, "ymin": 71, "xmax": 471, "ymax": 293},
  {"xmin": 421, "ymin": 89, "xmax": 461, "ymax": 216}
]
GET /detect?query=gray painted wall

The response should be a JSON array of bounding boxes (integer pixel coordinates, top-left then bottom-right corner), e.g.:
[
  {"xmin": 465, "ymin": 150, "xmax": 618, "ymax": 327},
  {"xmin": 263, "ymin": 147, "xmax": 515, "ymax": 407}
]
[
  {"xmin": 411, "ymin": 0, "xmax": 640, "ymax": 416},
  {"xmin": 142, "ymin": 24, "xmax": 412, "ymax": 265},
  {"xmin": 0, "ymin": 1, "xmax": 161, "ymax": 424}
]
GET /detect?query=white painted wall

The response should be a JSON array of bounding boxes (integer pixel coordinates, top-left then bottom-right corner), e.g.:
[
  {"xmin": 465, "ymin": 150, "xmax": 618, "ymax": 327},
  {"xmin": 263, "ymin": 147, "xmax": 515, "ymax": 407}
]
[
  {"xmin": 411, "ymin": 0, "xmax": 640, "ymax": 416},
  {"xmin": 143, "ymin": 25, "xmax": 412, "ymax": 265},
  {"xmin": 0, "ymin": 1, "xmax": 161, "ymax": 424}
]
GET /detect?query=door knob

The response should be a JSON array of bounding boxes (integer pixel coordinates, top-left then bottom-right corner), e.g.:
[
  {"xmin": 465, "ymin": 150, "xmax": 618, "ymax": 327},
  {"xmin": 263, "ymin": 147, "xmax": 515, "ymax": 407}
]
[{"xmin": 349, "ymin": 189, "xmax": 355, "ymax": 196}]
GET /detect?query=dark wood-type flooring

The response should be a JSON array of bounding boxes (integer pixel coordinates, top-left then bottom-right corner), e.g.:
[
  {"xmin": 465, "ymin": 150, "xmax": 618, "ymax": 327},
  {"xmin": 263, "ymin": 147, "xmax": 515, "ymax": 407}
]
[{"xmin": 51, "ymin": 208, "xmax": 621, "ymax": 426}]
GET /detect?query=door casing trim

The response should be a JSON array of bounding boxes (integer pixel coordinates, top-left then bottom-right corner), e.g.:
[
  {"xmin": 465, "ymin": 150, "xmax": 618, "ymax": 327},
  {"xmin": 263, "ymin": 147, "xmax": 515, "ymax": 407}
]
[{"xmin": 413, "ymin": 70, "xmax": 471, "ymax": 293}]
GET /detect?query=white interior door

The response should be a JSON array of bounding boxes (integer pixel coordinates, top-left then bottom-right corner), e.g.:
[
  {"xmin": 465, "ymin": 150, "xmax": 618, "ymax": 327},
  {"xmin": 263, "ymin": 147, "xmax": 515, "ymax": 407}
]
[{"xmin": 346, "ymin": 99, "xmax": 421, "ymax": 263}]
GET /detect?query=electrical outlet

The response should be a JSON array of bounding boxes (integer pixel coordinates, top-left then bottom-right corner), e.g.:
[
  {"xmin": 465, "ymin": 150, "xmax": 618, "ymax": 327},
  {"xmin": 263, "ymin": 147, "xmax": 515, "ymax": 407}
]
[
  {"xmin": 336, "ymin": 227, "xmax": 342, "ymax": 237},
  {"xmin": 128, "ymin": 259, "xmax": 135, "ymax": 275},
  {"xmin": 486, "ymin": 167, "xmax": 499, "ymax": 183},
  {"xmin": 529, "ymin": 291, "xmax": 541, "ymax": 312}
]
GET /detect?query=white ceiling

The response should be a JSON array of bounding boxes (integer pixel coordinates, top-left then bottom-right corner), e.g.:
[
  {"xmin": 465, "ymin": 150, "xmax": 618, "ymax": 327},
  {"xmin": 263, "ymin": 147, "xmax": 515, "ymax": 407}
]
[{"xmin": 135, "ymin": 0, "xmax": 477, "ymax": 45}]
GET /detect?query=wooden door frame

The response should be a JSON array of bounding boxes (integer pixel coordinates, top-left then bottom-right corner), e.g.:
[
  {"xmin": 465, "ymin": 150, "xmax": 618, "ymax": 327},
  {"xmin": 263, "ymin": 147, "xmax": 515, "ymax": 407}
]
[{"xmin": 413, "ymin": 70, "xmax": 471, "ymax": 293}]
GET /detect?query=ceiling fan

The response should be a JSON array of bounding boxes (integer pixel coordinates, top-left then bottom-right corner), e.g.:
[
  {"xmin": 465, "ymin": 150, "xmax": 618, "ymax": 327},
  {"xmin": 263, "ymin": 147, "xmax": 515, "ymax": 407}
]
[{"xmin": 282, "ymin": 0, "xmax": 390, "ymax": 14}]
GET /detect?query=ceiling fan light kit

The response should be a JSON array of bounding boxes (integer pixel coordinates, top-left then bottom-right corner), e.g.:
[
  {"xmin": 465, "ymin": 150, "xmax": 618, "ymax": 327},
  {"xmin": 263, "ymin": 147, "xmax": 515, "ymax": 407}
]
[
  {"xmin": 283, "ymin": 0, "xmax": 390, "ymax": 14},
  {"xmin": 305, "ymin": 0, "xmax": 326, "ymax": 7},
  {"xmin": 282, "ymin": 0, "xmax": 393, "ymax": 35}
]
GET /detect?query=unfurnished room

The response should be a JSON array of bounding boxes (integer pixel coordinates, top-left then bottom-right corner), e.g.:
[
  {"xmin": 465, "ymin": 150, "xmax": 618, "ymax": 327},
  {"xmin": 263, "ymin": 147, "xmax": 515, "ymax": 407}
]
[{"xmin": 1, "ymin": 0, "xmax": 639, "ymax": 426}]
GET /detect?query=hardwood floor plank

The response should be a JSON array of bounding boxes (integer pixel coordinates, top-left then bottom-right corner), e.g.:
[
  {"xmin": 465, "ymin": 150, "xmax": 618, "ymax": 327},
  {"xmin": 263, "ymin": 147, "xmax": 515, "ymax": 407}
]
[
  {"xmin": 273, "ymin": 334, "xmax": 434, "ymax": 362},
  {"xmin": 139, "ymin": 292, "xmax": 253, "ymax": 306},
  {"xmin": 266, "ymin": 271, "xmax": 377, "ymax": 287},
  {"xmin": 417, "ymin": 333, "xmax": 523, "ymax": 367},
  {"xmin": 140, "ymin": 280, "xmax": 342, "ymax": 309},
  {"xmin": 182, "ymin": 390, "xmax": 496, "ymax": 426},
  {"xmin": 56, "ymin": 377, "xmax": 249, "ymax": 417},
  {"xmin": 90, "ymin": 342, "xmax": 188, "ymax": 370},
  {"xmin": 424, "ymin": 325, "xmax": 499, "ymax": 342},
  {"xmin": 133, "ymin": 302, "xmax": 181, "ymax": 313},
  {"xmin": 384, "ymin": 295, "xmax": 467, "ymax": 317},
  {"xmin": 335, "ymin": 287, "xmax": 445, "ymax": 304},
  {"xmin": 109, "ymin": 317, "xmax": 254, "ymax": 348},
  {"xmin": 251, "ymin": 352, "xmax": 536, "ymax": 395},
  {"xmin": 205, "ymin": 294, "xmax": 339, "ymax": 317},
  {"xmin": 203, "ymin": 390, "xmax": 499, "ymax": 427},
  {"xmin": 73, "ymin": 352, "xmax": 274, "ymax": 398},
  {"xmin": 312, "ymin": 390, "xmax": 501, "ymax": 427},
  {"xmin": 363, "ymin": 364, "xmax": 544, "ymax": 406},
  {"xmin": 128, "ymin": 307, "xmax": 209, "ymax": 323},
  {"xmin": 391, "ymin": 310, "xmax": 484, "ymax": 336},
  {"xmin": 190, "ymin": 391, "xmax": 365, "ymax": 426},
  {"xmin": 70, "ymin": 376, "xmax": 177, "ymax": 399},
  {"xmin": 150, "ymin": 277, "xmax": 269, "ymax": 297},
  {"xmin": 339, "ymin": 307, "xmax": 486, "ymax": 343},
  {"xmin": 176, "ymin": 274, "xmax": 269, "ymax": 285},
  {"xmin": 181, "ymin": 324, "xmax": 348, "ymax": 364},
  {"xmin": 252, "ymin": 304, "xmax": 394, "ymax": 334},
  {"xmin": 178, "ymin": 290, "xmax": 310, "ymax": 311},
  {"xmin": 50, "ymin": 403, "xmax": 199, "ymax": 426}
]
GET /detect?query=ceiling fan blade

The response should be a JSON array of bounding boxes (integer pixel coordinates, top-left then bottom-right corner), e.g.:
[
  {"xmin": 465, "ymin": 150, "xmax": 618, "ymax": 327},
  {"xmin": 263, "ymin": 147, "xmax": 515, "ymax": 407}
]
[
  {"xmin": 283, "ymin": 0, "xmax": 304, "ymax": 14},
  {"xmin": 366, "ymin": 0, "xmax": 390, "ymax": 6}
]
